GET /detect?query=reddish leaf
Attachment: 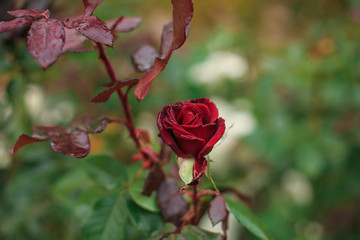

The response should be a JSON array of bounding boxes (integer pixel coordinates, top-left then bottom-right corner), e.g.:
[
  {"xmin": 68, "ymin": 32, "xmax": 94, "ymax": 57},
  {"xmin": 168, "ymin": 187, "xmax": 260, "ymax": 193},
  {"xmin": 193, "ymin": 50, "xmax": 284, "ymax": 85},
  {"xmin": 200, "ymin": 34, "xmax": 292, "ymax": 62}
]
[
  {"xmin": 91, "ymin": 78, "xmax": 139, "ymax": 103},
  {"xmin": 50, "ymin": 131, "xmax": 90, "ymax": 158},
  {"xmin": 70, "ymin": 116, "xmax": 113, "ymax": 133},
  {"xmin": 131, "ymin": 45, "xmax": 159, "ymax": 72},
  {"xmin": 142, "ymin": 163, "xmax": 165, "ymax": 196},
  {"xmin": 133, "ymin": 22, "xmax": 174, "ymax": 101},
  {"xmin": 141, "ymin": 146, "xmax": 160, "ymax": 162},
  {"xmin": 131, "ymin": 152, "xmax": 144, "ymax": 162},
  {"xmin": 160, "ymin": 22, "xmax": 174, "ymax": 59},
  {"xmin": 157, "ymin": 178, "xmax": 189, "ymax": 227},
  {"xmin": 9, "ymin": 134, "xmax": 49, "ymax": 154},
  {"xmin": 106, "ymin": 17, "xmax": 142, "ymax": 32},
  {"xmin": 171, "ymin": 0, "xmax": 194, "ymax": 50},
  {"xmin": 33, "ymin": 125, "xmax": 65, "ymax": 136},
  {"xmin": 135, "ymin": 129, "xmax": 151, "ymax": 144},
  {"xmin": 208, "ymin": 195, "xmax": 228, "ymax": 227},
  {"xmin": 85, "ymin": 0, "xmax": 103, "ymax": 16},
  {"xmin": 0, "ymin": 18, "xmax": 31, "ymax": 32},
  {"xmin": 63, "ymin": 28, "xmax": 92, "ymax": 53},
  {"xmin": 8, "ymin": 9, "xmax": 50, "ymax": 19},
  {"xmin": 133, "ymin": 56, "xmax": 171, "ymax": 101},
  {"xmin": 11, "ymin": 114, "xmax": 116, "ymax": 158},
  {"xmin": 27, "ymin": 18, "xmax": 65, "ymax": 69},
  {"xmin": 63, "ymin": 16, "xmax": 113, "ymax": 47}
]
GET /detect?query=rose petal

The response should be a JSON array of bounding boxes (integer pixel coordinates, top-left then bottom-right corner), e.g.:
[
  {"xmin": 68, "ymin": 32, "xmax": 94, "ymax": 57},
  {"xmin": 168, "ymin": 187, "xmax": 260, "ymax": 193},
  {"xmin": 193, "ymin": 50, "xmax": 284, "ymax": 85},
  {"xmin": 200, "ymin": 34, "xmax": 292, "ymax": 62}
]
[
  {"xmin": 181, "ymin": 111, "xmax": 196, "ymax": 125},
  {"xmin": 182, "ymin": 123, "xmax": 217, "ymax": 143},
  {"xmin": 198, "ymin": 118, "xmax": 226, "ymax": 159},
  {"xmin": 166, "ymin": 121, "xmax": 204, "ymax": 143},
  {"xmin": 158, "ymin": 112, "xmax": 186, "ymax": 157},
  {"xmin": 178, "ymin": 103, "xmax": 211, "ymax": 123},
  {"xmin": 190, "ymin": 98, "xmax": 219, "ymax": 123},
  {"xmin": 175, "ymin": 136, "xmax": 204, "ymax": 158}
]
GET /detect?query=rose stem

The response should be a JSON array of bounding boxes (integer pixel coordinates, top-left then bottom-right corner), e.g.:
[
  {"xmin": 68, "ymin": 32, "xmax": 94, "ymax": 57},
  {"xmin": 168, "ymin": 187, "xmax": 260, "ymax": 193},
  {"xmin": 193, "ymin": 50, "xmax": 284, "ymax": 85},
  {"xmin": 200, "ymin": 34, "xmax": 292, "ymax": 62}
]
[
  {"xmin": 192, "ymin": 184, "xmax": 199, "ymax": 225},
  {"xmin": 81, "ymin": 0, "xmax": 141, "ymax": 150},
  {"xmin": 96, "ymin": 43, "xmax": 141, "ymax": 149},
  {"xmin": 206, "ymin": 159, "xmax": 220, "ymax": 195}
]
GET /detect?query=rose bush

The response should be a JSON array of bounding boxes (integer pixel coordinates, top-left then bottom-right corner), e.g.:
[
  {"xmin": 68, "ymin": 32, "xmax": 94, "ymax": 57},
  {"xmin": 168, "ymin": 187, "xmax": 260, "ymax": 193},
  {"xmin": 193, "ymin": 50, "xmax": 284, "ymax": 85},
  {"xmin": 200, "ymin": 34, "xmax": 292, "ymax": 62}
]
[{"xmin": 157, "ymin": 98, "xmax": 225, "ymax": 183}]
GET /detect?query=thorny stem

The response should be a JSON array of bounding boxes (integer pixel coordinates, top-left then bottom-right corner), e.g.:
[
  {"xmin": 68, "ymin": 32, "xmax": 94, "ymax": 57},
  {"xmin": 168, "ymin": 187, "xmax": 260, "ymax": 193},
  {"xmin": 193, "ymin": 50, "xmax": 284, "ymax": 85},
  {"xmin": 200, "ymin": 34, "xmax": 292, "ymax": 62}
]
[
  {"xmin": 206, "ymin": 158, "xmax": 220, "ymax": 195},
  {"xmin": 96, "ymin": 43, "xmax": 141, "ymax": 149},
  {"xmin": 192, "ymin": 185, "xmax": 199, "ymax": 225},
  {"xmin": 82, "ymin": 1, "xmax": 159, "ymax": 166},
  {"xmin": 81, "ymin": 1, "xmax": 141, "ymax": 149}
]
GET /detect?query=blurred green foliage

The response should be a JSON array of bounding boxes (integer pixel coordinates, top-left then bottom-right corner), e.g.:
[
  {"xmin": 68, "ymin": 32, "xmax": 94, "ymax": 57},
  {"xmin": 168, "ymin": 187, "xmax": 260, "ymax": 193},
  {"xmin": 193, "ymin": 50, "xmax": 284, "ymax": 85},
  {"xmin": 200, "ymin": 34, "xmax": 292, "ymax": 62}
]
[{"xmin": 1, "ymin": 0, "xmax": 360, "ymax": 239}]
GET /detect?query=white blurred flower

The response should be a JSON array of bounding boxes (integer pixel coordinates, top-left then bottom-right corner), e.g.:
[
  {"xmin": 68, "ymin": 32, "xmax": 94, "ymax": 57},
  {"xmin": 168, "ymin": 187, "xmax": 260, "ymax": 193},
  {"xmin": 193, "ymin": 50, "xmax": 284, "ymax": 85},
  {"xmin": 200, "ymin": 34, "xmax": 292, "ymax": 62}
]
[
  {"xmin": 24, "ymin": 84, "xmax": 76, "ymax": 124},
  {"xmin": 24, "ymin": 84, "xmax": 45, "ymax": 118},
  {"xmin": 282, "ymin": 170, "xmax": 313, "ymax": 205},
  {"xmin": 0, "ymin": 135, "xmax": 11, "ymax": 168},
  {"xmin": 189, "ymin": 51, "xmax": 248, "ymax": 84},
  {"xmin": 303, "ymin": 221, "xmax": 324, "ymax": 239},
  {"xmin": 39, "ymin": 101, "xmax": 75, "ymax": 124},
  {"xmin": 209, "ymin": 98, "xmax": 256, "ymax": 168},
  {"xmin": 137, "ymin": 112, "xmax": 157, "ymax": 141},
  {"xmin": 213, "ymin": 98, "xmax": 256, "ymax": 139}
]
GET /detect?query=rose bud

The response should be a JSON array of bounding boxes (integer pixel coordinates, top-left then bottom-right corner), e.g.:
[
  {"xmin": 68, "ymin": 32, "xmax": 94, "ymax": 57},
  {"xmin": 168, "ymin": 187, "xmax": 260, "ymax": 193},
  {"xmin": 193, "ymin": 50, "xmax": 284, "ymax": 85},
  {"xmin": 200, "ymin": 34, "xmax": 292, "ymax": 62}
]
[{"xmin": 157, "ymin": 98, "xmax": 225, "ymax": 184}]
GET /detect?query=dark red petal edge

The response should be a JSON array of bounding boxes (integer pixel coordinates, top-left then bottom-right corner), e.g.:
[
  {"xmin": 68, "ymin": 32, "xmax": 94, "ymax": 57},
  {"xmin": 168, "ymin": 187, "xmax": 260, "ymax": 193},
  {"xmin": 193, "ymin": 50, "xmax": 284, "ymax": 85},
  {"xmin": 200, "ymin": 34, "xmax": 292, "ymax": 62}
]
[
  {"xmin": 158, "ymin": 112, "xmax": 186, "ymax": 157},
  {"xmin": 198, "ymin": 118, "xmax": 226, "ymax": 159}
]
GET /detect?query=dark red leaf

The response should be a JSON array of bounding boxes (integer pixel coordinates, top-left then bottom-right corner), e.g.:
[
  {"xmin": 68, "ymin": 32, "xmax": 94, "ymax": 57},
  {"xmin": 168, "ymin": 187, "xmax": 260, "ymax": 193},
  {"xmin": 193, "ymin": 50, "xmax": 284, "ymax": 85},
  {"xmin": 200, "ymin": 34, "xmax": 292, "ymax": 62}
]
[
  {"xmin": 8, "ymin": 9, "xmax": 50, "ymax": 19},
  {"xmin": 133, "ymin": 56, "xmax": 171, "ymax": 101},
  {"xmin": 141, "ymin": 146, "xmax": 160, "ymax": 162},
  {"xmin": 142, "ymin": 163, "xmax": 165, "ymax": 196},
  {"xmin": 0, "ymin": 18, "xmax": 31, "ymax": 32},
  {"xmin": 9, "ymin": 134, "xmax": 49, "ymax": 154},
  {"xmin": 27, "ymin": 18, "xmax": 65, "ymax": 69},
  {"xmin": 33, "ymin": 125, "xmax": 65, "ymax": 136},
  {"xmin": 85, "ymin": 0, "xmax": 103, "ymax": 16},
  {"xmin": 171, "ymin": 0, "xmax": 193, "ymax": 50},
  {"xmin": 160, "ymin": 22, "xmax": 174, "ymax": 59},
  {"xmin": 63, "ymin": 16, "xmax": 113, "ymax": 47},
  {"xmin": 50, "ymin": 131, "xmax": 90, "ymax": 158},
  {"xmin": 135, "ymin": 129, "xmax": 151, "ymax": 144},
  {"xmin": 131, "ymin": 152, "xmax": 144, "ymax": 162},
  {"xmin": 106, "ymin": 17, "xmax": 142, "ymax": 32},
  {"xmin": 131, "ymin": 45, "xmax": 159, "ymax": 72},
  {"xmin": 187, "ymin": 158, "xmax": 207, "ymax": 186},
  {"xmin": 91, "ymin": 78, "xmax": 139, "ymax": 103},
  {"xmin": 70, "ymin": 116, "xmax": 113, "ymax": 133},
  {"xmin": 208, "ymin": 195, "xmax": 228, "ymax": 227},
  {"xmin": 63, "ymin": 28, "xmax": 92, "ymax": 53},
  {"xmin": 157, "ymin": 178, "xmax": 189, "ymax": 227},
  {"xmin": 133, "ymin": 22, "xmax": 175, "ymax": 101}
]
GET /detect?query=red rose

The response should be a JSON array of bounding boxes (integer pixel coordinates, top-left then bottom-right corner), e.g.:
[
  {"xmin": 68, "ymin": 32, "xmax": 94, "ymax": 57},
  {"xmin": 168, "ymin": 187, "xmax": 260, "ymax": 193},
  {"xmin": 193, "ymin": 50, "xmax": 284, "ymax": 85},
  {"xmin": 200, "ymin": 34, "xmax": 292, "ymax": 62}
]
[{"xmin": 157, "ymin": 98, "xmax": 225, "ymax": 183}]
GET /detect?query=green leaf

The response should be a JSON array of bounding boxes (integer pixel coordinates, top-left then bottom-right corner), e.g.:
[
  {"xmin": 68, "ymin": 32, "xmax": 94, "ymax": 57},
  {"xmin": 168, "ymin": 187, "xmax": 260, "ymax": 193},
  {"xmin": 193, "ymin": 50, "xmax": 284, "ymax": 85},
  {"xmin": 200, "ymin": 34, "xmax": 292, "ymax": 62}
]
[
  {"xmin": 126, "ymin": 196, "xmax": 164, "ymax": 236},
  {"xmin": 180, "ymin": 226, "xmax": 222, "ymax": 240},
  {"xmin": 52, "ymin": 167, "xmax": 105, "ymax": 219},
  {"xmin": 53, "ymin": 167, "xmax": 92, "ymax": 199},
  {"xmin": 178, "ymin": 157, "xmax": 194, "ymax": 185},
  {"xmin": 129, "ymin": 169, "xmax": 160, "ymax": 212},
  {"xmin": 224, "ymin": 195, "xmax": 274, "ymax": 240},
  {"xmin": 84, "ymin": 155, "xmax": 127, "ymax": 189},
  {"xmin": 147, "ymin": 223, "xmax": 177, "ymax": 240},
  {"xmin": 149, "ymin": 225, "xmax": 220, "ymax": 240},
  {"xmin": 81, "ymin": 190, "xmax": 128, "ymax": 240}
]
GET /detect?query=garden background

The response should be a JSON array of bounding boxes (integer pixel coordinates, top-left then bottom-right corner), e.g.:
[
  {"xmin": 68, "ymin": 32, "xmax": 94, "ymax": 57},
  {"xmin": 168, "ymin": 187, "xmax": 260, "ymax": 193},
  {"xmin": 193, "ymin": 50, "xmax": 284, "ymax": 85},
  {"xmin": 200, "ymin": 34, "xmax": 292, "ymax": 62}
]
[{"xmin": 1, "ymin": 0, "xmax": 360, "ymax": 239}]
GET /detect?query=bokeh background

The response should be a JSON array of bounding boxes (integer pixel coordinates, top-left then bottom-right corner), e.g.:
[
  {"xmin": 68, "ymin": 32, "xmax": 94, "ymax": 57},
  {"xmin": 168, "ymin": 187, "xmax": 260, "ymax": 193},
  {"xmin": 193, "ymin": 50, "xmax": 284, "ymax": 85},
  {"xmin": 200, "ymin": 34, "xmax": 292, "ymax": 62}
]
[{"xmin": 1, "ymin": 0, "xmax": 360, "ymax": 239}]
